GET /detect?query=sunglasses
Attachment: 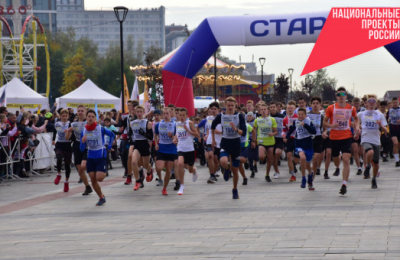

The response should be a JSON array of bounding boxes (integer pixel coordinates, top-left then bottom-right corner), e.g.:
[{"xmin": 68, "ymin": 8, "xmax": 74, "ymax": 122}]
[
  {"xmin": 336, "ymin": 92, "xmax": 346, "ymax": 97},
  {"xmin": 323, "ymin": 105, "xmax": 329, "ymax": 108},
  {"xmin": 367, "ymin": 99, "xmax": 377, "ymax": 104}
]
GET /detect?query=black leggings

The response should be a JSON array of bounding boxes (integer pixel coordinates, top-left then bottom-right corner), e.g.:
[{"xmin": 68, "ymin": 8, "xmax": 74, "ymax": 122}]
[{"xmin": 55, "ymin": 143, "xmax": 72, "ymax": 179}]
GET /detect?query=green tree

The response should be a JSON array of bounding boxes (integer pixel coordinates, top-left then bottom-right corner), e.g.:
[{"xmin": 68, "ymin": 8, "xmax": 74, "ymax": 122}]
[
  {"xmin": 273, "ymin": 74, "xmax": 290, "ymax": 102},
  {"xmin": 60, "ymin": 47, "xmax": 89, "ymax": 94}
]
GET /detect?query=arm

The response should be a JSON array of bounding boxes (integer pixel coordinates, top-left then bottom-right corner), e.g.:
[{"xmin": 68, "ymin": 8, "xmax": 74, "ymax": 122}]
[
  {"xmin": 185, "ymin": 121, "xmax": 200, "ymax": 138},
  {"xmin": 7, "ymin": 126, "xmax": 17, "ymax": 137},
  {"xmin": 80, "ymin": 131, "xmax": 86, "ymax": 151},
  {"xmin": 103, "ymin": 128, "xmax": 115, "ymax": 150},
  {"xmin": 285, "ymin": 121, "xmax": 296, "ymax": 139},
  {"xmin": 251, "ymin": 121, "xmax": 257, "ymax": 147},
  {"xmin": 303, "ymin": 121, "xmax": 317, "ymax": 135},
  {"xmin": 269, "ymin": 118, "xmax": 278, "ymax": 136},
  {"xmin": 211, "ymin": 114, "xmax": 222, "ymax": 146},
  {"xmin": 237, "ymin": 113, "xmax": 246, "ymax": 136}
]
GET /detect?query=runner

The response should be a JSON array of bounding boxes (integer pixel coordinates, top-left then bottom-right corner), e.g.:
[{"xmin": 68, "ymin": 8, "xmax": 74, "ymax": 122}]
[
  {"xmin": 246, "ymin": 112, "xmax": 259, "ymax": 178},
  {"xmin": 357, "ymin": 94, "xmax": 388, "ymax": 188},
  {"xmin": 351, "ymin": 97, "xmax": 365, "ymax": 175},
  {"xmin": 151, "ymin": 109, "xmax": 163, "ymax": 186},
  {"xmin": 53, "ymin": 109, "xmax": 73, "ymax": 192},
  {"xmin": 131, "ymin": 105, "xmax": 154, "ymax": 191},
  {"xmin": 386, "ymin": 97, "xmax": 400, "ymax": 167},
  {"xmin": 269, "ymin": 101, "xmax": 285, "ymax": 179},
  {"xmin": 294, "ymin": 97, "xmax": 312, "ymax": 114},
  {"xmin": 176, "ymin": 107, "xmax": 200, "ymax": 195},
  {"xmin": 286, "ymin": 108, "xmax": 316, "ymax": 190},
  {"xmin": 202, "ymin": 102, "xmax": 221, "ymax": 184},
  {"xmin": 211, "ymin": 96, "xmax": 247, "ymax": 199},
  {"xmin": 80, "ymin": 109, "xmax": 115, "ymax": 206},
  {"xmin": 378, "ymin": 101, "xmax": 390, "ymax": 162},
  {"xmin": 283, "ymin": 101, "xmax": 298, "ymax": 182},
  {"xmin": 239, "ymin": 118, "xmax": 253, "ymax": 185},
  {"xmin": 321, "ymin": 101, "xmax": 332, "ymax": 179},
  {"xmin": 307, "ymin": 97, "xmax": 324, "ymax": 179},
  {"xmin": 154, "ymin": 108, "xmax": 178, "ymax": 196},
  {"xmin": 252, "ymin": 104, "xmax": 277, "ymax": 182},
  {"xmin": 70, "ymin": 105, "xmax": 92, "ymax": 195},
  {"xmin": 323, "ymin": 87, "xmax": 359, "ymax": 195}
]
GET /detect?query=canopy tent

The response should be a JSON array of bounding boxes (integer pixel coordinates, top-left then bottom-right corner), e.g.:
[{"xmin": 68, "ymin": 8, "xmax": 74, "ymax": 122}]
[
  {"xmin": 0, "ymin": 78, "xmax": 49, "ymax": 113},
  {"xmin": 56, "ymin": 79, "xmax": 120, "ymax": 112}
]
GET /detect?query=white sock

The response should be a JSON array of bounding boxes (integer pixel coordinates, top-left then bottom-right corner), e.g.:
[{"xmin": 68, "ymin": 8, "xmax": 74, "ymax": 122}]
[
  {"xmin": 395, "ymin": 154, "xmax": 399, "ymax": 162},
  {"xmin": 358, "ymin": 167, "xmax": 362, "ymax": 170},
  {"xmin": 343, "ymin": 181, "xmax": 347, "ymax": 185}
]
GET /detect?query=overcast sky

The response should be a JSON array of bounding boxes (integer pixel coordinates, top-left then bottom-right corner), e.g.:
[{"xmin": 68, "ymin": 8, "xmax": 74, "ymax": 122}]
[{"xmin": 86, "ymin": 0, "xmax": 400, "ymax": 98}]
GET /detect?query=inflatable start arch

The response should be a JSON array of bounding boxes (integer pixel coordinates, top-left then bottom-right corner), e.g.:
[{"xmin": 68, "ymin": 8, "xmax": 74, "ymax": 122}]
[{"xmin": 162, "ymin": 11, "xmax": 400, "ymax": 115}]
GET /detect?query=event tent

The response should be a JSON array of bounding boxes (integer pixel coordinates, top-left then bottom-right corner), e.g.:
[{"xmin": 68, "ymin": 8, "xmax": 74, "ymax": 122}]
[
  {"xmin": 0, "ymin": 78, "xmax": 49, "ymax": 112},
  {"xmin": 56, "ymin": 79, "xmax": 120, "ymax": 112}
]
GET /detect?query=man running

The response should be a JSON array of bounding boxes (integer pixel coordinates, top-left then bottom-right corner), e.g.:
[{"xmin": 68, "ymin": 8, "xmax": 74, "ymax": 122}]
[
  {"xmin": 307, "ymin": 97, "xmax": 324, "ymax": 178},
  {"xmin": 252, "ymin": 104, "xmax": 277, "ymax": 182},
  {"xmin": 154, "ymin": 108, "xmax": 178, "ymax": 195},
  {"xmin": 283, "ymin": 101, "xmax": 298, "ymax": 182},
  {"xmin": 212, "ymin": 97, "xmax": 246, "ymax": 199},
  {"xmin": 357, "ymin": 95, "xmax": 388, "ymax": 188},
  {"xmin": 70, "ymin": 105, "xmax": 92, "ymax": 195},
  {"xmin": 81, "ymin": 109, "xmax": 115, "ymax": 206},
  {"xmin": 176, "ymin": 108, "xmax": 200, "ymax": 195},
  {"xmin": 269, "ymin": 101, "xmax": 284, "ymax": 179},
  {"xmin": 386, "ymin": 97, "xmax": 400, "ymax": 167},
  {"xmin": 323, "ymin": 87, "xmax": 359, "ymax": 195},
  {"xmin": 131, "ymin": 105, "xmax": 154, "ymax": 191},
  {"xmin": 351, "ymin": 97, "xmax": 365, "ymax": 175}
]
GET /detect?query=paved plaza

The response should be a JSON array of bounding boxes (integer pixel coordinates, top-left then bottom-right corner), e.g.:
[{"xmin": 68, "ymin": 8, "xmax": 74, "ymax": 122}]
[{"xmin": 1, "ymin": 160, "xmax": 400, "ymax": 259}]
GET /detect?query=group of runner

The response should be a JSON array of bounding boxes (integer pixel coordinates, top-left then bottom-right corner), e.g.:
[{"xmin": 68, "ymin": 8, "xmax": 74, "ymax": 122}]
[{"xmin": 51, "ymin": 86, "xmax": 400, "ymax": 204}]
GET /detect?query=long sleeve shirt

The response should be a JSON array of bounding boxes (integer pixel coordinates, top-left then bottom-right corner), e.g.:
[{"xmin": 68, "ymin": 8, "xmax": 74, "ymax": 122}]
[{"xmin": 286, "ymin": 119, "xmax": 316, "ymax": 150}]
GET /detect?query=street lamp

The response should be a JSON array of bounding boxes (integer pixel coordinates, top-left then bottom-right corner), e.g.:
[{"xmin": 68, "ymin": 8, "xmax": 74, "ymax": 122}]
[
  {"xmin": 259, "ymin": 57, "xmax": 266, "ymax": 101},
  {"xmin": 288, "ymin": 68, "xmax": 294, "ymax": 100},
  {"xmin": 114, "ymin": 6, "xmax": 129, "ymax": 113}
]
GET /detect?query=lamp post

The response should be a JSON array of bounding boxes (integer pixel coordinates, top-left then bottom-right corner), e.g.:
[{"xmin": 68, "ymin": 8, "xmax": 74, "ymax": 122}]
[
  {"xmin": 288, "ymin": 68, "xmax": 294, "ymax": 100},
  {"xmin": 214, "ymin": 52, "xmax": 217, "ymax": 101},
  {"xmin": 114, "ymin": 6, "xmax": 129, "ymax": 113},
  {"xmin": 259, "ymin": 57, "xmax": 265, "ymax": 101}
]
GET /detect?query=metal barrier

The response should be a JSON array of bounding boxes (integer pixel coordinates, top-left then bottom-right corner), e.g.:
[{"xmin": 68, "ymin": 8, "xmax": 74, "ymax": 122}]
[{"xmin": 0, "ymin": 133, "xmax": 54, "ymax": 182}]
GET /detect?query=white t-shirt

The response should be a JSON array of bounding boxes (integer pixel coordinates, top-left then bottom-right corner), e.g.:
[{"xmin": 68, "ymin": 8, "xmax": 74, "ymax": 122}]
[
  {"xmin": 358, "ymin": 110, "xmax": 387, "ymax": 145},
  {"xmin": 214, "ymin": 124, "xmax": 222, "ymax": 148}
]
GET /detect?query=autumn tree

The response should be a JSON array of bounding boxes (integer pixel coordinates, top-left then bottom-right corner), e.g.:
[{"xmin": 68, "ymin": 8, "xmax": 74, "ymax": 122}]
[{"xmin": 60, "ymin": 47, "xmax": 93, "ymax": 94}]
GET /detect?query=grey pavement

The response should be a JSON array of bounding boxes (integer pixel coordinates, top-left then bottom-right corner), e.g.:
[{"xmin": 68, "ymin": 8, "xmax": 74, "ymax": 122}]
[{"xmin": 1, "ymin": 158, "xmax": 400, "ymax": 259}]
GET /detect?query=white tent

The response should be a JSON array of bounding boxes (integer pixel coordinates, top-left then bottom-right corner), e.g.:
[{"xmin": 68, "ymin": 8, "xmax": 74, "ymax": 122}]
[
  {"xmin": 56, "ymin": 79, "xmax": 120, "ymax": 112},
  {"xmin": 0, "ymin": 78, "xmax": 49, "ymax": 113}
]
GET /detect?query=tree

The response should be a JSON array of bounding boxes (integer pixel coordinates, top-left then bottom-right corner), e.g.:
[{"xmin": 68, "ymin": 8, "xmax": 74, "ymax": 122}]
[
  {"xmin": 60, "ymin": 47, "xmax": 89, "ymax": 94},
  {"xmin": 321, "ymin": 83, "xmax": 336, "ymax": 102},
  {"xmin": 272, "ymin": 73, "xmax": 289, "ymax": 102}
]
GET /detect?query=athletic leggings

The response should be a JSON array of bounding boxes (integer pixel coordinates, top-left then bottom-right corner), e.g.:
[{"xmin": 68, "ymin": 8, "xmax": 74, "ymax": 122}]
[{"xmin": 55, "ymin": 142, "xmax": 72, "ymax": 179}]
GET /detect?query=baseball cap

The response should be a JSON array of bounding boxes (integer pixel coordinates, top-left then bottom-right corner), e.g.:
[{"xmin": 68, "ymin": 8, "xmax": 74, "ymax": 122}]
[
  {"xmin": 153, "ymin": 109, "xmax": 161, "ymax": 115},
  {"xmin": 45, "ymin": 112, "xmax": 53, "ymax": 119}
]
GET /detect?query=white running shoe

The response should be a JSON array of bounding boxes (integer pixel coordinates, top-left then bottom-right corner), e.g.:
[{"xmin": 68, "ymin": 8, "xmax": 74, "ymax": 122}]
[
  {"xmin": 192, "ymin": 167, "xmax": 198, "ymax": 182},
  {"xmin": 178, "ymin": 185, "xmax": 185, "ymax": 195},
  {"xmin": 273, "ymin": 172, "xmax": 280, "ymax": 179}
]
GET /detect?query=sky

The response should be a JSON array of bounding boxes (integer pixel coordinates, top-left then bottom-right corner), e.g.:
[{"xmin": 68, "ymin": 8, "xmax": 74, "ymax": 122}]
[{"xmin": 85, "ymin": 0, "xmax": 400, "ymax": 98}]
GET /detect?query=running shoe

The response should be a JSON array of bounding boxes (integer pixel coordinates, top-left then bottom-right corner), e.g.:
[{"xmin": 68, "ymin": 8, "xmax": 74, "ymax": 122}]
[
  {"xmin": 383, "ymin": 157, "xmax": 388, "ymax": 162},
  {"xmin": 140, "ymin": 179, "xmax": 144, "ymax": 188},
  {"xmin": 232, "ymin": 189, "xmax": 239, "ymax": 199},
  {"xmin": 371, "ymin": 178, "xmax": 378, "ymax": 189},
  {"xmin": 307, "ymin": 174, "xmax": 313, "ymax": 185},
  {"xmin": 192, "ymin": 167, "xmax": 198, "ymax": 182},
  {"xmin": 139, "ymin": 169, "xmax": 144, "ymax": 180},
  {"xmin": 364, "ymin": 165, "xmax": 371, "ymax": 179},
  {"xmin": 156, "ymin": 179, "xmax": 163, "ymax": 186},
  {"xmin": 301, "ymin": 176, "xmax": 306, "ymax": 188},
  {"xmin": 324, "ymin": 171, "xmax": 330, "ymax": 179},
  {"xmin": 162, "ymin": 188, "xmax": 168, "ymax": 195},
  {"xmin": 254, "ymin": 164, "xmax": 258, "ymax": 173},
  {"xmin": 244, "ymin": 162, "xmax": 249, "ymax": 170},
  {"xmin": 54, "ymin": 174, "xmax": 61, "ymax": 185},
  {"xmin": 207, "ymin": 176, "xmax": 215, "ymax": 184},
  {"xmin": 146, "ymin": 168, "xmax": 154, "ymax": 182},
  {"xmin": 308, "ymin": 184, "xmax": 315, "ymax": 191},
  {"xmin": 82, "ymin": 186, "xmax": 93, "ymax": 196},
  {"xmin": 339, "ymin": 184, "xmax": 347, "ymax": 195},
  {"xmin": 360, "ymin": 161, "xmax": 364, "ymax": 168},
  {"xmin": 396, "ymin": 161, "xmax": 400, "ymax": 167},
  {"xmin": 316, "ymin": 169, "xmax": 321, "ymax": 176},
  {"xmin": 357, "ymin": 169, "xmax": 362, "ymax": 175},
  {"xmin": 133, "ymin": 182, "xmax": 141, "ymax": 191},
  {"xmin": 174, "ymin": 180, "xmax": 181, "ymax": 191},
  {"xmin": 242, "ymin": 178, "xmax": 248, "ymax": 185},
  {"xmin": 96, "ymin": 196, "xmax": 106, "ymax": 206},
  {"xmin": 289, "ymin": 175, "xmax": 296, "ymax": 182},
  {"xmin": 250, "ymin": 171, "xmax": 255, "ymax": 178},
  {"xmin": 212, "ymin": 175, "xmax": 218, "ymax": 182},
  {"xmin": 224, "ymin": 168, "xmax": 231, "ymax": 181},
  {"xmin": 124, "ymin": 176, "xmax": 132, "ymax": 185},
  {"xmin": 273, "ymin": 172, "xmax": 280, "ymax": 179},
  {"xmin": 215, "ymin": 171, "xmax": 220, "ymax": 178},
  {"xmin": 265, "ymin": 175, "xmax": 271, "ymax": 182},
  {"xmin": 333, "ymin": 168, "xmax": 340, "ymax": 176},
  {"xmin": 178, "ymin": 185, "xmax": 185, "ymax": 195},
  {"xmin": 64, "ymin": 182, "xmax": 69, "ymax": 192},
  {"xmin": 170, "ymin": 173, "xmax": 176, "ymax": 179}
]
